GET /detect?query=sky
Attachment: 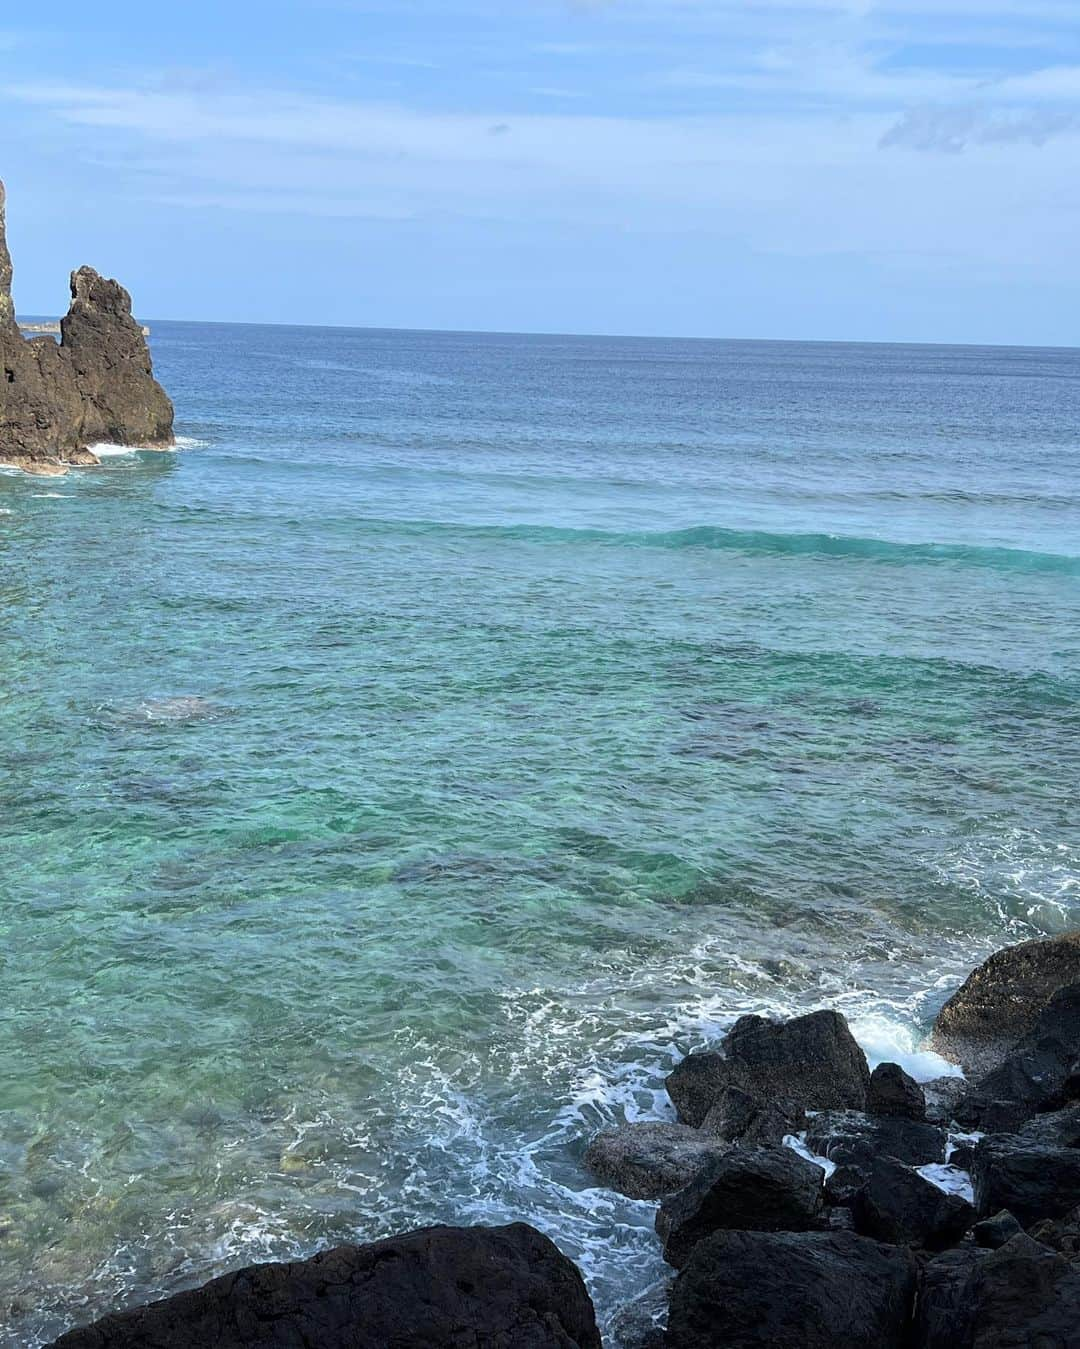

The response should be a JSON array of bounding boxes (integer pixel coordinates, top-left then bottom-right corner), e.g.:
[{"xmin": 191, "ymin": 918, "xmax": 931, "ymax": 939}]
[{"xmin": 1, "ymin": 0, "xmax": 1078, "ymax": 343}]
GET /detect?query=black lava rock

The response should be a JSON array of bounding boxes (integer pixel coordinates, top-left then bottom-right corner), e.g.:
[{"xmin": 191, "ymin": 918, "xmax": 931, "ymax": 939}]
[
  {"xmin": 656, "ymin": 1145, "xmax": 825, "ymax": 1269},
  {"xmin": 699, "ymin": 1085, "xmax": 804, "ymax": 1144},
  {"xmin": 916, "ymin": 1234, "xmax": 1080, "ymax": 1348},
  {"xmin": 867, "ymin": 1062, "xmax": 926, "ymax": 1120},
  {"xmin": 666, "ymin": 1010, "xmax": 870, "ymax": 1127},
  {"xmin": 666, "ymin": 1229, "xmax": 917, "ymax": 1349},
  {"xmin": 972, "ymin": 1135, "xmax": 1080, "ymax": 1225},
  {"xmin": 48, "ymin": 1223, "xmax": 602, "ymax": 1349},
  {"xmin": 805, "ymin": 1110, "xmax": 947, "ymax": 1167},
  {"xmin": 930, "ymin": 934, "xmax": 1080, "ymax": 1076},
  {"xmin": 972, "ymin": 1210, "xmax": 1023, "ymax": 1249},
  {"xmin": 851, "ymin": 1154, "xmax": 974, "ymax": 1251}
]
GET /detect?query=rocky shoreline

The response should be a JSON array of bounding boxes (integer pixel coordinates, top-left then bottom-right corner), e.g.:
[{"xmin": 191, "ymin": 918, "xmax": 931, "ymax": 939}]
[
  {"xmin": 0, "ymin": 180, "xmax": 174, "ymax": 475},
  {"xmin": 43, "ymin": 931, "xmax": 1080, "ymax": 1347}
]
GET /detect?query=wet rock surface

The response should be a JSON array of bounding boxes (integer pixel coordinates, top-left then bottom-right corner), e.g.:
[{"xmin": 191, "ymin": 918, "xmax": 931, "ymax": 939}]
[
  {"xmin": 48, "ymin": 1223, "xmax": 602, "ymax": 1349},
  {"xmin": 656, "ymin": 1146, "xmax": 825, "ymax": 1268},
  {"xmin": 583, "ymin": 1123, "xmax": 729, "ymax": 1200},
  {"xmin": 666, "ymin": 1009, "xmax": 870, "ymax": 1126},
  {"xmin": 851, "ymin": 1153, "xmax": 974, "ymax": 1250},
  {"xmin": 0, "ymin": 179, "xmax": 173, "ymax": 470},
  {"xmin": 931, "ymin": 933, "xmax": 1080, "ymax": 1076}
]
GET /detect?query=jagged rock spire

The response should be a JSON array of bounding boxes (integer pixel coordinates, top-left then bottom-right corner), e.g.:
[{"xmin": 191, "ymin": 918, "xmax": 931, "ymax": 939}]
[
  {"xmin": 0, "ymin": 179, "xmax": 15, "ymax": 327},
  {"xmin": 0, "ymin": 179, "xmax": 174, "ymax": 471}
]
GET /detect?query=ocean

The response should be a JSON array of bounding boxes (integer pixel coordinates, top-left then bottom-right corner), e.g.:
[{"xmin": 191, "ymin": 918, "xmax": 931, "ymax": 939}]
[{"xmin": 1, "ymin": 324, "xmax": 1078, "ymax": 1344}]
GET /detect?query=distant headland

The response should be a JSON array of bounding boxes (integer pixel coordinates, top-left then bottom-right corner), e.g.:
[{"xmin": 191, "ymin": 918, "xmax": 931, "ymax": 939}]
[{"xmin": 0, "ymin": 179, "xmax": 174, "ymax": 476}]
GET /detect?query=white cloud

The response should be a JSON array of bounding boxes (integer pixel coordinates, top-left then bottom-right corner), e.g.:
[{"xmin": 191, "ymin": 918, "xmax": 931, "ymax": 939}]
[{"xmin": 881, "ymin": 103, "xmax": 1080, "ymax": 151}]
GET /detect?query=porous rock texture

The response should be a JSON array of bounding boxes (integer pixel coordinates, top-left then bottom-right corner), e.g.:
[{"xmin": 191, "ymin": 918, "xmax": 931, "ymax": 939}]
[
  {"xmin": 0, "ymin": 178, "xmax": 173, "ymax": 473},
  {"xmin": 915, "ymin": 1234, "xmax": 1080, "ymax": 1349},
  {"xmin": 47, "ymin": 1223, "xmax": 602, "ymax": 1349},
  {"xmin": 583, "ymin": 1122, "xmax": 730, "ymax": 1200},
  {"xmin": 931, "ymin": 932, "xmax": 1080, "ymax": 1076},
  {"xmin": 665, "ymin": 1229, "xmax": 917, "ymax": 1349},
  {"xmin": 665, "ymin": 1009, "xmax": 870, "ymax": 1127},
  {"xmin": 656, "ymin": 1145, "xmax": 825, "ymax": 1268}
]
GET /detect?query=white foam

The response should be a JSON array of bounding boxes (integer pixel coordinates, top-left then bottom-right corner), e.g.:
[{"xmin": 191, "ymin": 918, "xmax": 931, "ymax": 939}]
[
  {"xmin": 848, "ymin": 1014, "xmax": 963, "ymax": 1082},
  {"xmin": 88, "ymin": 442, "xmax": 138, "ymax": 457},
  {"xmin": 31, "ymin": 492, "xmax": 67, "ymax": 499},
  {"xmin": 784, "ymin": 1133, "xmax": 835, "ymax": 1179},
  {"xmin": 945, "ymin": 1130, "xmax": 983, "ymax": 1163},
  {"xmin": 917, "ymin": 1163, "xmax": 974, "ymax": 1203},
  {"xmin": 175, "ymin": 436, "xmax": 208, "ymax": 449}
]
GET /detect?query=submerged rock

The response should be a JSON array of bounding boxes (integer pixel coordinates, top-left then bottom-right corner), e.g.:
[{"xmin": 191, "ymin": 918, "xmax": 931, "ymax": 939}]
[
  {"xmin": 930, "ymin": 932, "xmax": 1080, "ymax": 1076},
  {"xmin": 605, "ymin": 1278, "xmax": 670, "ymax": 1349},
  {"xmin": 666, "ymin": 1009, "xmax": 870, "ymax": 1127},
  {"xmin": 0, "ymin": 179, "xmax": 173, "ymax": 470},
  {"xmin": 583, "ymin": 1123, "xmax": 729, "ymax": 1200},
  {"xmin": 48, "ymin": 1223, "xmax": 602, "ymax": 1348},
  {"xmin": 656, "ymin": 1145, "xmax": 825, "ymax": 1268},
  {"xmin": 666, "ymin": 1229, "xmax": 916, "ymax": 1349}
]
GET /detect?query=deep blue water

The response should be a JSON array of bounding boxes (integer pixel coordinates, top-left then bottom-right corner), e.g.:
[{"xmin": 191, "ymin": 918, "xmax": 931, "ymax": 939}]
[{"xmin": 1, "ymin": 325, "xmax": 1078, "ymax": 1344}]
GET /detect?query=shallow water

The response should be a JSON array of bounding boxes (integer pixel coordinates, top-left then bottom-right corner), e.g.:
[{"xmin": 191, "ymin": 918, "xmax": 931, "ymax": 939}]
[{"xmin": 1, "ymin": 326, "xmax": 1079, "ymax": 1343}]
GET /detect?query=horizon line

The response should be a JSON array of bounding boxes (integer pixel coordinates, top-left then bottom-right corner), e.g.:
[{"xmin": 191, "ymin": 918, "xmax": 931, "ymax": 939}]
[{"xmin": 15, "ymin": 312, "xmax": 1080, "ymax": 354}]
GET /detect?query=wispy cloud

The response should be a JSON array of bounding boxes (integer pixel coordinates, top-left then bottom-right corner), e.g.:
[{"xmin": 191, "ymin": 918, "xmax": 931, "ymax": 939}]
[{"xmin": 881, "ymin": 103, "xmax": 1080, "ymax": 151}]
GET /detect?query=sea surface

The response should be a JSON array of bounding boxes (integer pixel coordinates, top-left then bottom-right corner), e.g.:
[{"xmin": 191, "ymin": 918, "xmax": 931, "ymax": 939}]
[{"xmin": 2, "ymin": 325, "xmax": 1079, "ymax": 1344}]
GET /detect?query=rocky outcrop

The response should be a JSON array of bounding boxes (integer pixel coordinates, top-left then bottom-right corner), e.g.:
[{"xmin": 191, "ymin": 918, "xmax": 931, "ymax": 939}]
[
  {"xmin": 665, "ymin": 1009, "xmax": 870, "ymax": 1126},
  {"xmin": 868, "ymin": 1061, "xmax": 926, "ymax": 1120},
  {"xmin": 48, "ymin": 1223, "xmax": 602, "ymax": 1349},
  {"xmin": 930, "ymin": 932, "xmax": 1080, "ymax": 1075},
  {"xmin": 805, "ymin": 1110, "xmax": 947, "ymax": 1168},
  {"xmin": 0, "ymin": 179, "xmax": 173, "ymax": 473},
  {"xmin": 972, "ymin": 1135, "xmax": 1080, "ymax": 1226}
]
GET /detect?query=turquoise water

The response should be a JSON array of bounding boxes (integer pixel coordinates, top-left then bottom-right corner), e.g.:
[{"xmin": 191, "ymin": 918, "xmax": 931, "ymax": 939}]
[{"xmin": 2, "ymin": 327, "xmax": 1079, "ymax": 1344}]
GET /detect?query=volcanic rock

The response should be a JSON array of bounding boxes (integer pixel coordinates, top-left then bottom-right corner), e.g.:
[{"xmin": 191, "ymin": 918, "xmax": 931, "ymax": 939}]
[
  {"xmin": 931, "ymin": 932, "xmax": 1080, "ymax": 1075},
  {"xmin": 0, "ymin": 179, "xmax": 173, "ymax": 471},
  {"xmin": 699, "ymin": 1085, "xmax": 804, "ymax": 1144},
  {"xmin": 48, "ymin": 1223, "xmax": 601, "ymax": 1348},
  {"xmin": 665, "ymin": 1229, "xmax": 917, "ymax": 1349},
  {"xmin": 583, "ymin": 1123, "xmax": 729, "ymax": 1200},
  {"xmin": 805, "ymin": 1110, "xmax": 947, "ymax": 1167},
  {"xmin": 915, "ymin": 1234, "xmax": 1080, "ymax": 1349},
  {"xmin": 971, "ymin": 1135, "xmax": 1080, "ymax": 1225},
  {"xmin": 666, "ymin": 1009, "xmax": 870, "ymax": 1127},
  {"xmin": 851, "ymin": 1153, "xmax": 974, "ymax": 1250},
  {"xmin": 656, "ymin": 1145, "xmax": 825, "ymax": 1268},
  {"xmin": 867, "ymin": 1062, "xmax": 926, "ymax": 1120}
]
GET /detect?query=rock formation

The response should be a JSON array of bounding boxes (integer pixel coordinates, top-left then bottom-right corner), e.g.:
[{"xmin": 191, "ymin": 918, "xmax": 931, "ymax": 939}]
[
  {"xmin": 48, "ymin": 1223, "xmax": 602, "ymax": 1349},
  {"xmin": 0, "ymin": 179, "xmax": 174, "ymax": 474}
]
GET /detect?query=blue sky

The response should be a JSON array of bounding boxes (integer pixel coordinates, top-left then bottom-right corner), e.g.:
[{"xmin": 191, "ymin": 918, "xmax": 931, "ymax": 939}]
[{"xmin": 2, "ymin": 0, "xmax": 1078, "ymax": 342}]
